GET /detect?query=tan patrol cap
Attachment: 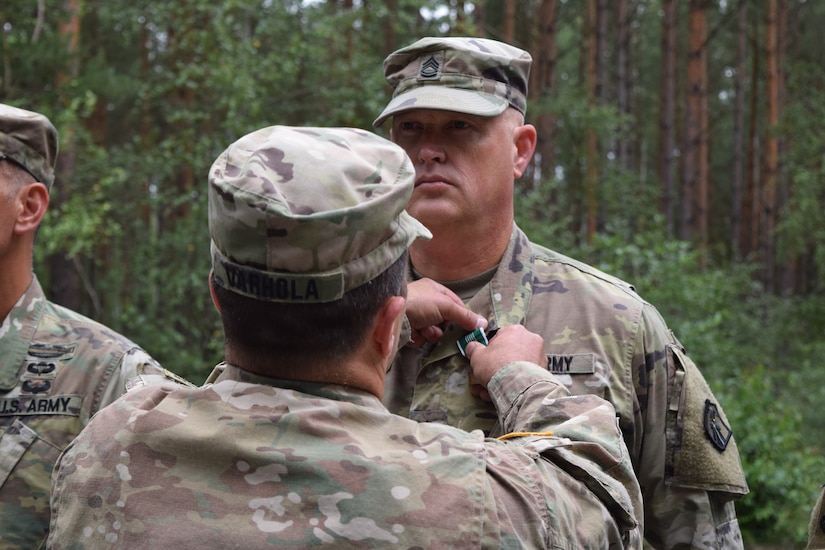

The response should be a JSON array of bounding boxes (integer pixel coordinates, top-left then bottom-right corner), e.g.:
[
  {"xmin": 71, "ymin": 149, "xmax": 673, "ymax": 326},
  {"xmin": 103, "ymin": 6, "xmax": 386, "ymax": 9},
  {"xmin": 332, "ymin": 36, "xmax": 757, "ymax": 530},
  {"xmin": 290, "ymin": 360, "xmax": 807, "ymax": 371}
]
[
  {"xmin": 209, "ymin": 126, "xmax": 431, "ymax": 303},
  {"xmin": 374, "ymin": 37, "xmax": 532, "ymax": 127},
  {"xmin": 0, "ymin": 103, "xmax": 58, "ymax": 189}
]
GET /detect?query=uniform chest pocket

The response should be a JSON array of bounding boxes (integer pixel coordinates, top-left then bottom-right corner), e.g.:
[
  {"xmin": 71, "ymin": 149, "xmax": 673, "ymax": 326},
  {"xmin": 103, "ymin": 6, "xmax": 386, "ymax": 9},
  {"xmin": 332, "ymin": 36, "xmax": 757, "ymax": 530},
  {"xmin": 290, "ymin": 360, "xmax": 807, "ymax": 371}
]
[{"xmin": 0, "ymin": 419, "xmax": 38, "ymax": 487}]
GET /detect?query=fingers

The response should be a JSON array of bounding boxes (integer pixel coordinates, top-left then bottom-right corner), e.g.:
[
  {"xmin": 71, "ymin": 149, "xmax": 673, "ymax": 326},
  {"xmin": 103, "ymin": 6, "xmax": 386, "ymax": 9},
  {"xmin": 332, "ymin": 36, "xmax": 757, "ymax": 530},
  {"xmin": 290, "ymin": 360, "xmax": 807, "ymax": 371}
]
[
  {"xmin": 469, "ymin": 382, "xmax": 492, "ymax": 402},
  {"xmin": 443, "ymin": 305, "xmax": 486, "ymax": 333},
  {"xmin": 420, "ymin": 325, "xmax": 443, "ymax": 342},
  {"xmin": 405, "ymin": 278, "xmax": 486, "ymax": 338},
  {"xmin": 488, "ymin": 326, "xmax": 545, "ymax": 365},
  {"xmin": 407, "ymin": 325, "xmax": 444, "ymax": 349},
  {"xmin": 466, "ymin": 325, "xmax": 545, "ymax": 388}
]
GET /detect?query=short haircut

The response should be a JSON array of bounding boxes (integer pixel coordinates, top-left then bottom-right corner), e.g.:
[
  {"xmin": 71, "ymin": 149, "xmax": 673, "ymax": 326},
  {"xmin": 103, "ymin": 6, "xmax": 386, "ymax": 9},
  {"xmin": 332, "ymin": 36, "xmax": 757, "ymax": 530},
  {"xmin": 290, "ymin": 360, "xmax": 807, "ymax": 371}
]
[
  {"xmin": 212, "ymin": 251, "xmax": 408, "ymax": 370},
  {"xmin": 0, "ymin": 159, "xmax": 35, "ymax": 198}
]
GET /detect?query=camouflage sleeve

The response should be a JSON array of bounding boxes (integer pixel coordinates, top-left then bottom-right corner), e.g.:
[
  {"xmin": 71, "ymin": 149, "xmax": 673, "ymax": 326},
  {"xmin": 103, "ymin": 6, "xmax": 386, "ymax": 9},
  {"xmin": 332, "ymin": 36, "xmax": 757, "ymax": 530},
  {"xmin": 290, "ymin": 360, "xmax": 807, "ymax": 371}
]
[
  {"xmin": 808, "ymin": 485, "xmax": 825, "ymax": 548},
  {"xmin": 634, "ymin": 304, "xmax": 749, "ymax": 549},
  {"xmin": 486, "ymin": 361, "xmax": 643, "ymax": 546}
]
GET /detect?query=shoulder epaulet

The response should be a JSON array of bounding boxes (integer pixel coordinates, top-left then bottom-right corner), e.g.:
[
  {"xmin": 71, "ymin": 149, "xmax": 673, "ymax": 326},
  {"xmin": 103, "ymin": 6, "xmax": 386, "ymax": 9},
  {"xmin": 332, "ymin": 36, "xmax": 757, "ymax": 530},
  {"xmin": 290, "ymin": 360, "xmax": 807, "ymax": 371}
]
[
  {"xmin": 125, "ymin": 368, "xmax": 196, "ymax": 392},
  {"xmin": 531, "ymin": 243, "xmax": 638, "ymax": 294}
]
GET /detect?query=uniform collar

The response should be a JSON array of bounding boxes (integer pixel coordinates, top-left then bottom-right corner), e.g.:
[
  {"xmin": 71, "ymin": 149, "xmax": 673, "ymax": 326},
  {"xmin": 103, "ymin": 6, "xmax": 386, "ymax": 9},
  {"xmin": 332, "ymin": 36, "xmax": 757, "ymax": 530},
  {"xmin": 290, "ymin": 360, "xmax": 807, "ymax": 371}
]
[
  {"xmin": 423, "ymin": 225, "xmax": 535, "ymax": 365},
  {"xmin": 0, "ymin": 276, "xmax": 48, "ymax": 390},
  {"xmin": 485, "ymin": 224, "xmax": 535, "ymax": 329},
  {"xmin": 209, "ymin": 362, "xmax": 386, "ymax": 409}
]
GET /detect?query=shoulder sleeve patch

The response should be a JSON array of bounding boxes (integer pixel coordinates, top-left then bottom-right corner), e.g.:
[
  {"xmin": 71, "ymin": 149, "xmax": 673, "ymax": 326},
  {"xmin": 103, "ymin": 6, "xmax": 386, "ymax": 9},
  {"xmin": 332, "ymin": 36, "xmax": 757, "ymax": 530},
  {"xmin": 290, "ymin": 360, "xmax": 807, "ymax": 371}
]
[
  {"xmin": 666, "ymin": 344, "xmax": 749, "ymax": 495},
  {"xmin": 704, "ymin": 399, "xmax": 732, "ymax": 452}
]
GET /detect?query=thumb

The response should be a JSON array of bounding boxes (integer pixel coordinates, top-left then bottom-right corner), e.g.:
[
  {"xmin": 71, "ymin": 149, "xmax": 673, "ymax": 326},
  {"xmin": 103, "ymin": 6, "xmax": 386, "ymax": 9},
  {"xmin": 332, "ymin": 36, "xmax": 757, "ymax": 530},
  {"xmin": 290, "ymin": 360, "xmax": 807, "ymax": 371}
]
[{"xmin": 464, "ymin": 340, "xmax": 481, "ymax": 360}]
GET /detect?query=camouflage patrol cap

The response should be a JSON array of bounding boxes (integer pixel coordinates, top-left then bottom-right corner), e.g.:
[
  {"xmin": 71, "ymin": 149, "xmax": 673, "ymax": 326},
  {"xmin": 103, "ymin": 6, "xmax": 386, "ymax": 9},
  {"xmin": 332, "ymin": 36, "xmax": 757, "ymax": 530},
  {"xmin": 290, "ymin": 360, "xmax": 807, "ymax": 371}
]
[
  {"xmin": 373, "ymin": 36, "xmax": 532, "ymax": 127},
  {"xmin": 208, "ymin": 126, "xmax": 431, "ymax": 303},
  {"xmin": 0, "ymin": 104, "xmax": 58, "ymax": 189}
]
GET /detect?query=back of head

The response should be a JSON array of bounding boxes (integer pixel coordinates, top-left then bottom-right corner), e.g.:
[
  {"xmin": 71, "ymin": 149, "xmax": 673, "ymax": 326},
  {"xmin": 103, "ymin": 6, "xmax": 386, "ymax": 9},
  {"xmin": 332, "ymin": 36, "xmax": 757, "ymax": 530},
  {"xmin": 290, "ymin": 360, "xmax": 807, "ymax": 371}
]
[
  {"xmin": 373, "ymin": 36, "xmax": 532, "ymax": 127},
  {"xmin": 208, "ymin": 126, "xmax": 430, "ymax": 365},
  {"xmin": 0, "ymin": 103, "xmax": 58, "ymax": 189}
]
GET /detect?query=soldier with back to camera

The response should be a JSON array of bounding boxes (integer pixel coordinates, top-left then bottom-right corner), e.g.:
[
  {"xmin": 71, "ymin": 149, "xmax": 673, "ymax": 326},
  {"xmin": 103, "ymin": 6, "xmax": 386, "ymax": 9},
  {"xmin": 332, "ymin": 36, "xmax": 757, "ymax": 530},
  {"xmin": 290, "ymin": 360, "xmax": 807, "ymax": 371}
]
[{"xmin": 47, "ymin": 125, "xmax": 642, "ymax": 548}]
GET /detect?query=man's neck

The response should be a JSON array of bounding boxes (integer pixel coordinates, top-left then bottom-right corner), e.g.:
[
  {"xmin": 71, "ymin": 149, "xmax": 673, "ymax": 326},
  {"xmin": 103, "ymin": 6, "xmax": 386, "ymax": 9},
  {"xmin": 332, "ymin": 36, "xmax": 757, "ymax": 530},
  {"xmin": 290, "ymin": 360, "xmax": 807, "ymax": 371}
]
[
  {"xmin": 227, "ymin": 351, "xmax": 387, "ymax": 400},
  {"xmin": 0, "ymin": 266, "xmax": 33, "ymax": 323},
  {"xmin": 409, "ymin": 222, "xmax": 512, "ymax": 282}
]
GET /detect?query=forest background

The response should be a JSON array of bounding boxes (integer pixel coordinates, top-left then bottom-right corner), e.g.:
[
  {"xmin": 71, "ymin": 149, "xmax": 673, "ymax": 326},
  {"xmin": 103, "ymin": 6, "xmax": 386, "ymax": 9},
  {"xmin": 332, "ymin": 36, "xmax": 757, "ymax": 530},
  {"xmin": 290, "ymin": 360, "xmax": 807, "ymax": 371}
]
[{"xmin": 2, "ymin": 0, "xmax": 823, "ymax": 546}]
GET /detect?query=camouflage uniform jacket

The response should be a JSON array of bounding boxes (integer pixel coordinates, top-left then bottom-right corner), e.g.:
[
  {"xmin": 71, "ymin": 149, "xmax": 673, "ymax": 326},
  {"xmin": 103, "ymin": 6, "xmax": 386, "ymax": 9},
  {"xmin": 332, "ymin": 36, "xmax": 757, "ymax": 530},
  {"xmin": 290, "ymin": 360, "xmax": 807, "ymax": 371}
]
[
  {"xmin": 807, "ymin": 485, "xmax": 825, "ymax": 549},
  {"xmin": 384, "ymin": 225, "xmax": 750, "ymax": 549},
  {"xmin": 0, "ymin": 276, "xmax": 176, "ymax": 549},
  {"xmin": 48, "ymin": 361, "xmax": 643, "ymax": 548}
]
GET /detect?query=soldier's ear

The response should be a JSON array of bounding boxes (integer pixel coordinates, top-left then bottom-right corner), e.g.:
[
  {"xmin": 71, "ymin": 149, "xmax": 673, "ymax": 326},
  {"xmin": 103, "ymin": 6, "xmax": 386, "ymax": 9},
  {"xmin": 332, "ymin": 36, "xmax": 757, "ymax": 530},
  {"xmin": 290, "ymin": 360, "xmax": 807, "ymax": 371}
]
[
  {"xmin": 512, "ymin": 123, "xmax": 536, "ymax": 179},
  {"xmin": 374, "ymin": 295, "xmax": 406, "ymax": 360},
  {"xmin": 208, "ymin": 271, "xmax": 221, "ymax": 313},
  {"xmin": 13, "ymin": 182, "xmax": 49, "ymax": 235}
]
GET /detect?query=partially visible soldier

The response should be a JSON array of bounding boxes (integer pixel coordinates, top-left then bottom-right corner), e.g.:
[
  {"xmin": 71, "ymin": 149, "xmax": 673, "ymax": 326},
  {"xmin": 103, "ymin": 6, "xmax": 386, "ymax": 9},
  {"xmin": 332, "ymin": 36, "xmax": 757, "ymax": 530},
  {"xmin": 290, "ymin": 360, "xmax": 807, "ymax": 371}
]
[
  {"xmin": 47, "ymin": 126, "xmax": 643, "ymax": 548},
  {"xmin": 808, "ymin": 487, "xmax": 825, "ymax": 549},
  {"xmin": 374, "ymin": 36, "xmax": 750, "ymax": 548},
  {"xmin": 0, "ymin": 103, "xmax": 190, "ymax": 549}
]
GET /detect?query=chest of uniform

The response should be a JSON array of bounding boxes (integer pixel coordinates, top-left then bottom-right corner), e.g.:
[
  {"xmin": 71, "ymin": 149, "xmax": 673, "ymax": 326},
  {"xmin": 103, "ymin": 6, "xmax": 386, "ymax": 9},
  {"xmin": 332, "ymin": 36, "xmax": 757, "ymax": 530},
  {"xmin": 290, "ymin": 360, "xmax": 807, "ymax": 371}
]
[{"xmin": 0, "ymin": 342, "xmax": 87, "ymax": 422}]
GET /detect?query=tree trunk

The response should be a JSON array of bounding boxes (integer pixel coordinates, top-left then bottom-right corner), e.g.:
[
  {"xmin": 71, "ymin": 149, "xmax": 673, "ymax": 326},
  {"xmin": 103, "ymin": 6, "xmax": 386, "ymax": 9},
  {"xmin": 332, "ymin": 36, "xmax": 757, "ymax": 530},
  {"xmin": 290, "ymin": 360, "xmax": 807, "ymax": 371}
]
[
  {"xmin": 473, "ymin": 1, "xmax": 485, "ymax": 37},
  {"xmin": 696, "ymin": 4, "xmax": 709, "ymax": 268},
  {"xmin": 732, "ymin": 1, "xmax": 746, "ymax": 258},
  {"xmin": 455, "ymin": 0, "xmax": 469, "ymax": 35},
  {"xmin": 49, "ymin": 0, "xmax": 83, "ymax": 313},
  {"xmin": 595, "ymin": 0, "xmax": 608, "ymax": 232},
  {"xmin": 776, "ymin": 0, "xmax": 793, "ymax": 294},
  {"xmin": 682, "ymin": 0, "xmax": 708, "ymax": 267},
  {"xmin": 384, "ymin": 0, "xmax": 396, "ymax": 54},
  {"xmin": 585, "ymin": 0, "xmax": 600, "ymax": 243},
  {"xmin": 531, "ymin": 0, "xmax": 558, "ymax": 187},
  {"xmin": 658, "ymin": 0, "xmax": 677, "ymax": 236},
  {"xmin": 741, "ymin": 31, "xmax": 760, "ymax": 261},
  {"xmin": 503, "ymin": 0, "xmax": 515, "ymax": 44},
  {"xmin": 343, "ymin": 0, "xmax": 354, "ymax": 62},
  {"xmin": 763, "ymin": 0, "xmax": 780, "ymax": 291},
  {"xmin": 615, "ymin": 0, "xmax": 631, "ymax": 172}
]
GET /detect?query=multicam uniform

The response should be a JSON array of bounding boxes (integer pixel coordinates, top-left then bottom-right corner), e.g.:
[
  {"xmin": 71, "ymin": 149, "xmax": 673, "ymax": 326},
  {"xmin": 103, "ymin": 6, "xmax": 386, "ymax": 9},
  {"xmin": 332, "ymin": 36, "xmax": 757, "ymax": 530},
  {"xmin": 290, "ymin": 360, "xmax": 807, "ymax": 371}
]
[
  {"xmin": 0, "ymin": 277, "xmax": 184, "ymax": 549},
  {"xmin": 48, "ymin": 361, "xmax": 642, "ymax": 548},
  {"xmin": 385, "ymin": 225, "xmax": 750, "ymax": 549},
  {"xmin": 808, "ymin": 487, "xmax": 825, "ymax": 549}
]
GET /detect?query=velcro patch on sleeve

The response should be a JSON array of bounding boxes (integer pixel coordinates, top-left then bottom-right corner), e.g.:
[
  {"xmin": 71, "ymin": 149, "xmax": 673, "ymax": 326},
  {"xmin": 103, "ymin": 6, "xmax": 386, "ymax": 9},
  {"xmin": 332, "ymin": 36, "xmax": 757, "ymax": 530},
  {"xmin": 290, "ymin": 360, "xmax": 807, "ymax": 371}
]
[{"xmin": 667, "ymin": 345, "xmax": 748, "ymax": 495}]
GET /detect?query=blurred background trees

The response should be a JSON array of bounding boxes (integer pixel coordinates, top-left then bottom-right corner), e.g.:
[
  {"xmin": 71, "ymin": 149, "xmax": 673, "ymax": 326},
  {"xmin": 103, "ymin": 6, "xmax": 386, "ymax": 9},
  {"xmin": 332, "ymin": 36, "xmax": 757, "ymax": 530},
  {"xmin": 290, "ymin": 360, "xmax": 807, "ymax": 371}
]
[{"xmin": 2, "ymin": 0, "xmax": 823, "ymax": 545}]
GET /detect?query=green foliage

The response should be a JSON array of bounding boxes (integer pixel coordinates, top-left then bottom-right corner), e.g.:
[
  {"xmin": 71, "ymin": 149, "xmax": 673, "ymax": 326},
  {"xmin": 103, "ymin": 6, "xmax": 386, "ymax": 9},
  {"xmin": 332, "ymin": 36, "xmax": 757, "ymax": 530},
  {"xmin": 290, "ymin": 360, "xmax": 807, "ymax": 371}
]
[
  {"xmin": 7, "ymin": 0, "xmax": 825, "ymax": 544},
  {"xmin": 775, "ymin": 59, "xmax": 825, "ymax": 283},
  {"xmin": 540, "ymin": 221, "xmax": 825, "ymax": 546},
  {"xmin": 718, "ymin": 366, "xmax": 824, "ymax": 546},
  {"xmin": 20, "ymin": 0, "xmax": 453, "ymax": 382}
]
